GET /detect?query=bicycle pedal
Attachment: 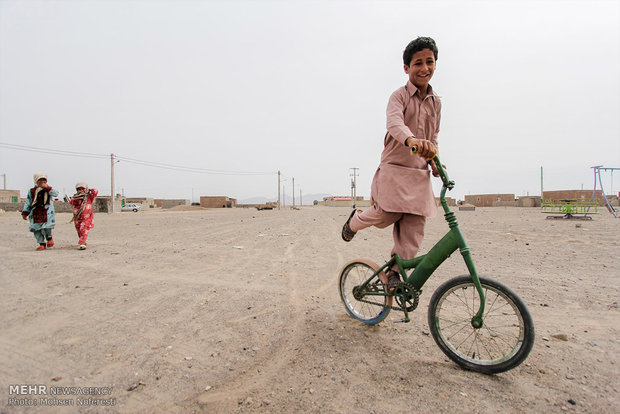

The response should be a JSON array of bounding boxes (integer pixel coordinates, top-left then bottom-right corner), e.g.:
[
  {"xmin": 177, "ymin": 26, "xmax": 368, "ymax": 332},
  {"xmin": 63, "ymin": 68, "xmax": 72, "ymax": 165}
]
[{"xmin": 394, "ymin": 317, "xmax": 411, "ymax": 323}]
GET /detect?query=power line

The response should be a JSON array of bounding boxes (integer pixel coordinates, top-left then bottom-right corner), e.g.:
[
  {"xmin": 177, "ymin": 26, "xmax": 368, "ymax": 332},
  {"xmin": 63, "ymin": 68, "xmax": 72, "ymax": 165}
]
[
  {"xmin": 115, "ymin": 155, "xmax": 274, "ymax": 176},
  {"xmin": 0, "ymin": 142, "xmax": 276, "ymax": 176},
  {"xmin": 0, "ymin": 142, "xmax": 108, "ymax": 159}
]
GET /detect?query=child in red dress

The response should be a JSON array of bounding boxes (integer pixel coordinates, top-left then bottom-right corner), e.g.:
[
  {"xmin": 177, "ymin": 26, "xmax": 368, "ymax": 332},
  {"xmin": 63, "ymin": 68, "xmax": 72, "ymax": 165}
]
[{"xmin": 70, "ymin": 182, "xmax": 98, "ymax": 250}]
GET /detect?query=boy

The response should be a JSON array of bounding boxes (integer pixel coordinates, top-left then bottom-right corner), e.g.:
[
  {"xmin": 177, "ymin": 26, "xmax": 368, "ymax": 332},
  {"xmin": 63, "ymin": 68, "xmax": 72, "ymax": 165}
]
[{"xmin": 342, "ymin": 37, "xmax": 441, "ymax": 289}]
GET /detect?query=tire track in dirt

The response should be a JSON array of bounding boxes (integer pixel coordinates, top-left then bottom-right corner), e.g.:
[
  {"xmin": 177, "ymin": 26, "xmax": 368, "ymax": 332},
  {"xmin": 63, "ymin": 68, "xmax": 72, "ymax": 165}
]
[
  {"xmin": 303, "ymin": 227, "xmax": 344, "ymax": 298},
  {"xmin": 193, "ymin": 226, "xmax": 311, "ymax": 410}
]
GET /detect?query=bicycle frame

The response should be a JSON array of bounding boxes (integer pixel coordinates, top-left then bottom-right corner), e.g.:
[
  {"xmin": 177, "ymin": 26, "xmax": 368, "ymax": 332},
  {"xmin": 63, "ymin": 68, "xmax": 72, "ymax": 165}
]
[{"xmin": 359, "ymin": 155, "xmax": 486, "ymax": 325}]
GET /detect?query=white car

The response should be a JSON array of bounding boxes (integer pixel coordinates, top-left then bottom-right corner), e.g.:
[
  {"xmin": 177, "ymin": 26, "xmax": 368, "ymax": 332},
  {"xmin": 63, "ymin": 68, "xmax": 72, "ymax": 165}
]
[{"xmin": 121, "ymin": 203, "xmax": 141, "ymax": 212}]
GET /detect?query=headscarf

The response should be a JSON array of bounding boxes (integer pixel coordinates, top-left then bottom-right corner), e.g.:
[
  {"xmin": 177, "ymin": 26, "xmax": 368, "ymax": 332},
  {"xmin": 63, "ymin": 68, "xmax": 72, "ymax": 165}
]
[
  {"xmin": 33, "ymin": 173, "xmax": 47, "ymax": 184},
  {"xmin": 31, "ymin": 173, "xmax": 49, "ymax": 206},
  {"xmin": 70, "ymin": 183, "xmax": 90, "ymax": 222}
]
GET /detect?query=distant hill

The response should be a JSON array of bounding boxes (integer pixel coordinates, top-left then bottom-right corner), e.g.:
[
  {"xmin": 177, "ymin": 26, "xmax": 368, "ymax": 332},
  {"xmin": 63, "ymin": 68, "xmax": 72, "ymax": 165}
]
[{"xmin": 238, "ymin": 193, "xmax": 332, "ymax": 206}]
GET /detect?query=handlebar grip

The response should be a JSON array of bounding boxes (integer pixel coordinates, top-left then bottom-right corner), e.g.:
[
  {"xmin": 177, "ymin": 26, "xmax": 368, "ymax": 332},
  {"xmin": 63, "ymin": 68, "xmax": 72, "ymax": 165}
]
[{"xmin": 410, "ymin": 144, "xmax": 437, "ymax": 159}]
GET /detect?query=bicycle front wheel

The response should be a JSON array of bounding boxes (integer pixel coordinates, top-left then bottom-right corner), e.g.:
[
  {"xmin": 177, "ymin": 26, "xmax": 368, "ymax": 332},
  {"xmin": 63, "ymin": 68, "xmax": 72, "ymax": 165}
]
[
  {"xmin": 339, "ymin": 259, "xmax": 390, "ymax": 325},
  {"xmin": 428, "ymin": 275, "xmax": 534, "ymax": 374}
]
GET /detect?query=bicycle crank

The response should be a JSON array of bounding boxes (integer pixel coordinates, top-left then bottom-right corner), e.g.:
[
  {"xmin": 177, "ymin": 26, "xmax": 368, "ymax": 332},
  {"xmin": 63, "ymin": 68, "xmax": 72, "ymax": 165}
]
[{"xmin": 393, "ymin": 282, "xmax": 420, "ymax": 312}]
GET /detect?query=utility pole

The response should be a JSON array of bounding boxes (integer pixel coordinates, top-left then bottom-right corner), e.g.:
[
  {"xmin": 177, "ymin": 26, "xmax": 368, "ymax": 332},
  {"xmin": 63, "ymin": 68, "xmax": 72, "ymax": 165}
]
[
  {"xmin": 292, "ymin": 177, "xmax": 295, "ymax": 207},
  {"xmin": 350, "ymin": 179, "xmax": 354, "ymax": 205},
  {"xmin": 278, "ymin": 171, "xmax": 281, "ymax": 210},
  {"xmin": 540, "ymin": 166, "xmax": 543, "ymax": 199},
  {"xmin": 350, "ymin": 168, "xmax": 359, "ymax": 208},
  {"xmin": 110, "ymin": 153, "xmax": 115, "ymax": 213},
  {"xmin": 1, "ymin": 173, "xmax": 5, "ymax": 190},
  {"xmin": 299, "ymin": 189, "xmax": 302, "ymax": 206},
  {"xmin": 282, "ymin": 186, "xmax": 286, "ymax": 208}
]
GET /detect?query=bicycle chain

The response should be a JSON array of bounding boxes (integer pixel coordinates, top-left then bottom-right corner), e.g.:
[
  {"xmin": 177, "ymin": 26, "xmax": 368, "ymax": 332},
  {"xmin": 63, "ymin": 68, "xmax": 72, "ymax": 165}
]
[{"xmin": 356, "ymin": 281, "xmax": 420, "ymax": 312}]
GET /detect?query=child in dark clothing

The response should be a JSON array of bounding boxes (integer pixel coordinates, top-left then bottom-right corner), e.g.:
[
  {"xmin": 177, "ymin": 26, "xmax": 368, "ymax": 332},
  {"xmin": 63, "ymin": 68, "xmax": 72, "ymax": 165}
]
[{"xmin": 22, "ymin": 173, "xmax": 59, "ymax": 250}]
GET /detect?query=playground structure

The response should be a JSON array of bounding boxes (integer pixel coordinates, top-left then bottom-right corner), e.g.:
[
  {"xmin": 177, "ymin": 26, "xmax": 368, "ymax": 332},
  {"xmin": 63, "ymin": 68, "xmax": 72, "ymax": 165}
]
[
  {"xmin": 592, "ymin": 165, "xmax": 619, "ymax": 218},
  {"xmin": 542, "ymin": 198, "xmax": 597, "ymax": 220},
  {"xmin": 542, "ymin": 165, "xmax": 618, "ymax": 220}
]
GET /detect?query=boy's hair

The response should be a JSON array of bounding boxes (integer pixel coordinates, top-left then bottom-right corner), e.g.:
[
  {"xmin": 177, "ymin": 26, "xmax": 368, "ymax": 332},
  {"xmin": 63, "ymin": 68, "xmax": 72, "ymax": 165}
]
[{"xmin": 403, "ymin": 37, "xmax": 438, "ymax": 65}]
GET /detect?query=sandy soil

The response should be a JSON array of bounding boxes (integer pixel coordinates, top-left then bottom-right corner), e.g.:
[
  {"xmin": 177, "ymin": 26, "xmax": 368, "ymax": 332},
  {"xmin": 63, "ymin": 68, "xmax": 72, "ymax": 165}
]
[{"xmin": 1, "ymin": 206, "xmax": 618, "ymax": 413}]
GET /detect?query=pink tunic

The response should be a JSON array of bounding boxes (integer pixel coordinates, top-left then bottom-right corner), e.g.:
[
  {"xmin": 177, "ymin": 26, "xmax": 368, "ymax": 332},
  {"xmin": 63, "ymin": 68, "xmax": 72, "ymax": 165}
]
[
  {"xmin": 370, "ymin": 81, "xmax": 441, "ymax": 217},
  {"xmin": 70, "ymin": 189, "xmax": 98, "ymax": 241}
]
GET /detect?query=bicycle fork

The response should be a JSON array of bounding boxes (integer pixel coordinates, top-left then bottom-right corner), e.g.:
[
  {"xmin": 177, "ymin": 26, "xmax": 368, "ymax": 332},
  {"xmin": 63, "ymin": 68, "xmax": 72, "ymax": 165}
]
[{"xmin": 444, "ymin": 210, "xmax": 486, "ymax": 328}]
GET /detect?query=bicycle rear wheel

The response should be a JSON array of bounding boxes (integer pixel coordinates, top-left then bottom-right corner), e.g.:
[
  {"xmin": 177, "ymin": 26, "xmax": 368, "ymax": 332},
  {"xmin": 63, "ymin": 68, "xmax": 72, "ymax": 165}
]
[
  {"xmin": 339, "ymin": 260, "xmax": 390, "ymax": 325},
  {"xmin": 428, "ymin": 275, "xmax": 534, "ymax": 374}
]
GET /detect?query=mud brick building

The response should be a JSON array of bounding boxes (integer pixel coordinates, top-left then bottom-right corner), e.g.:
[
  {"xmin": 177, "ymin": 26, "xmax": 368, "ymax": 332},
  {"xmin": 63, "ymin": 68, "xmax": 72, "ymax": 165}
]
[
  {"xmin": 200, "ymin": 196, "xmax": 237, "ymax": 208},
  {"xmin": 464, "ymin": 194, "xmax": 515, "ymax": 207}
]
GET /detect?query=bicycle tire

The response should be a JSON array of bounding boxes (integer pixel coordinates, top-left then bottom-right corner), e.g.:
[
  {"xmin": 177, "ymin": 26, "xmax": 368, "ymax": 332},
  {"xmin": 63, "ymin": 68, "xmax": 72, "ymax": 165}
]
[
  {"xmin": 339, "ymin": 259, "xmax": 391, "ymax": 325},
  {"xmin": 428, "ymin": 275, "xmax": 534, "ymax": 374}
]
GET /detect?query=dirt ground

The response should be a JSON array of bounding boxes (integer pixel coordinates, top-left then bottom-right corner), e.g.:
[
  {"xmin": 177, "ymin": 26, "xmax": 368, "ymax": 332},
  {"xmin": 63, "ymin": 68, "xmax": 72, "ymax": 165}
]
[{"xmin": 1, "ymin": 205, "xmax": 618, "ymax": 413}]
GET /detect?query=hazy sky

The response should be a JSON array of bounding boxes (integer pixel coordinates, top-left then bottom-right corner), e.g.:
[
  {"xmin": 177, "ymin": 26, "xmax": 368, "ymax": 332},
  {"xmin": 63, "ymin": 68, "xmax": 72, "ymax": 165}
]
[{"xmin": 1, "ymin": 0, "xmax": 619, "ymax": 203}]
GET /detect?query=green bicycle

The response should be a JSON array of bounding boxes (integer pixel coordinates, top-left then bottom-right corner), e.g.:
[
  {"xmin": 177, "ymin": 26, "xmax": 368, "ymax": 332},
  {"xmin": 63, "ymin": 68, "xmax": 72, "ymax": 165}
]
[{"xmin": 339, "ymin": 154, "xmax": 535, "ymax": 374}]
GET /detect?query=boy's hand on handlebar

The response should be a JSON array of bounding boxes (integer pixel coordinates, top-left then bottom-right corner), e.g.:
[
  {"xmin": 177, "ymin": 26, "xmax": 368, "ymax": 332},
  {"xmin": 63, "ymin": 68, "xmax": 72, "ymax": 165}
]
[
  {"xmin": 430, "ymin": 159, "xmax": 446, "ymax": 177},
  {"xmin": 408, "ymin": 138, "xmax": 437, "ymax": 160}
]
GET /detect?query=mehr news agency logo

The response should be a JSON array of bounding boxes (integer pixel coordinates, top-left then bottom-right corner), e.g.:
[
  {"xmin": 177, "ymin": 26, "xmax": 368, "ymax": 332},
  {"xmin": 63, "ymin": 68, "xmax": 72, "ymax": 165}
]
[{"xmin": 7, "ymin": 384, "xmax": 115, "ymax": 407}]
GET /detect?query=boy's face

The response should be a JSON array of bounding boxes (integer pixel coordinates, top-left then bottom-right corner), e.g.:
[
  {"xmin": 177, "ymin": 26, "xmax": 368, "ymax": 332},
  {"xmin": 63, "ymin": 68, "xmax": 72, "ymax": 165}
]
[
  {"xmin": 36, "ymin": 178, "xmax": 47, "ymax": 187},
  {"xmin": 404, "ymin": 48, "xmax": 436, "ymax": 90}
]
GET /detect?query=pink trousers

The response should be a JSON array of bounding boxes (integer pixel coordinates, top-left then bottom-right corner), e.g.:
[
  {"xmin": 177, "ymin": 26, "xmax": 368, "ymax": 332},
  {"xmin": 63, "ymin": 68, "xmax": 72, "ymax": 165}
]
[
  {"xmin": 349, "ymin": 204, "xmax": 426, "ymax": 262},
  {"xmin": 74, "ymin": 221, "xmax": 91, "ymax": 245}
]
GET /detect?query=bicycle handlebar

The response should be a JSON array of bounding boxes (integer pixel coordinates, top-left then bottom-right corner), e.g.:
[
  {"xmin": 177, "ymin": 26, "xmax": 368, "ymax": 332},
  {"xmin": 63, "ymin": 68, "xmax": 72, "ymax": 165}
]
[{"xmin": 410, "ymin": 145, "xmax": 454, "ymax": 190}]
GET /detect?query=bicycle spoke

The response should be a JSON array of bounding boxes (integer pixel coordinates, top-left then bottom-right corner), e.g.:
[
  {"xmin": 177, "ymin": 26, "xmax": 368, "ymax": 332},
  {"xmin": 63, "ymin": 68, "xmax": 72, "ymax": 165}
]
[
  {"xmin": 485, "ymin": 296, "xmax": 513, "ymax": 317},
  {"xmin": 429, "ymin": 276, "xmax": 534, "ymax": 372},
  {"xmin": 483, "ymin": 287, "xmax": 499, "ymax": 317},
  {"xmin": 481, "ymin": 325, "xmax": 519, "ymax": 353},
  {"xmin": 475, "ymin": 328, "xmax": 500, "ymax": 360},
  {"xmin": 340, "ymin": 262, "xmax": 390, "ymax": 324},
  {"xmin": 453, "ymin": 328, "xmax": 476, "ymax": 350},
  {"xmin": 466, "ymin": 330, "xmax": 478, "ymax": 358},
  {"xmin": 455, "ymin": 287, "xmax": 474, "ymax": 317},
  {"xmin": 437, "ymin": 315, "xmax": 472, "ymax": 330}
]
